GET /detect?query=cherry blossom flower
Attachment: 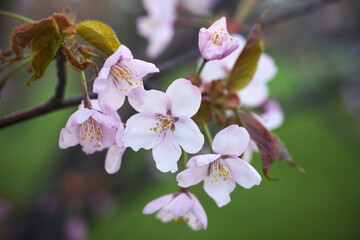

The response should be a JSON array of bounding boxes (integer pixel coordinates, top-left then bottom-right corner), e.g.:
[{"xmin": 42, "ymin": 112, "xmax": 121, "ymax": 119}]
[
  {"xmin": 93, "ymin": 45, "xmax": 159, "ymax": 114},
  {"xmin": 177, "ymin": 125, "xmax": 261, "ymax": 207},
  {"xmin": 200, "ymin": 34, "xmax": 278, "ymax": 107},
  {"xmin": 104, "ymin": 123, "xmax": 126, "ymax": 174},
  {"xmin": 123, "ymin": 79, "xmax": 204, "ymax": 173},
  {"xmin": 137, "ymin": 0, "xmax": 178, "ymax": 58},
  {"xmin": 59, "ymin": 100, "xmax": 120, "ymax": 155},
  {"xmin": 143, "ymin": 189, "xmax": 207, "ymax": 230},
  {"xmin": 198, "ymin": 17, "xmax": 240, "ymax": 60}
]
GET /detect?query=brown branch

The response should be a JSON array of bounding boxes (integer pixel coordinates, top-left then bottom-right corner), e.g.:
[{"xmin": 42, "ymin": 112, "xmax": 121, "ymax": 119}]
[{"xmin": 0, "ymin": 0, "xmax": 341, "ymax": 129}]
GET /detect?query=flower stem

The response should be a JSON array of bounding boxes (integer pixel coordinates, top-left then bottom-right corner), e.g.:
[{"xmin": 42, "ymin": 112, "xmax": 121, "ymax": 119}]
[
  {"xmin": 80, "ymin": 71, "xmax": 91, "ymax": 108},
  {"xmin": 193, "ymin": 58, "xmax": 207, "ymax": 86},
  {"xmin": 0, "ymin": 59, "xmax": 30, "ymax": 93},
  {"xmin": 182, "ymin": 150, "xmax": 188, "ymax": 170},
  {"xmin": 201, "ymin": 119, "xmax": 213, "ymax": 145},
  {"xmin": 232, "ymin": 109, "xmax": 244, "ymax": 126},
  {"xmin": 0, "ymin": 10, "xmax": 34, "ymax": 23}
]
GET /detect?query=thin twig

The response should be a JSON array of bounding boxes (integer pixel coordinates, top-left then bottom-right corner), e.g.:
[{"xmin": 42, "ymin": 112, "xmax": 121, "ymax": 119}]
[{"xmin": 0, "ymin": 0, "xmax": 340, "ymax": 129}]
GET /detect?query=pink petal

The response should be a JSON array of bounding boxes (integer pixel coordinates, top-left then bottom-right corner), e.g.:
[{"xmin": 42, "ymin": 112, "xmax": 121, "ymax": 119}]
[
  {"xmin": 59, "ymin": 126, "xmax": 80, "ymax": 149},
  {"xmin": 128, "ymin": 86, "xmax": 171, "ymax": 115},
  {"xmin": 176, "ymin": 166, "xmax": 208, "ymax": 188},
  {"xmin": 156, "ymin": 210, "xmax": 174, "ymax": 223},
  {"xmin": 203, "ymin": 175, "xmax": 236, "ymax": 207},
  {"xmin": 173, "ymin": 117, "xmax": 204, "ymax": 154},
  {"xmin": 237, "ymin": 81, "xmax": 269, "ymax": 108},
  {"xmin": 224, "ymin": 157, "xmax": 261, "ymax": 189},
  {"xmin": 208, "ymin": 16, "xmax": 227, "ymax": 32},
  {"xmin": 146, "ymin": 24, "xmax": 174, "ymax": 58},
  {"xmin": 166, "ymin": 79, "xmax": 201, "ymax": 117},
  {"xmin": 98, "ymin": 126, "xmax": 117, "ymax": 148},
  {"xmin": 152, "ymin": 131, "xmax": 181, "ymax": 173},
  {"xmin": 65, "ymin": 109, "xmax": 93, "ymax": 129},
  {"xmin": 81, "ymin": 136, "xmax": 100, "ymax": 155},
  {"xmin": 163, "ymin": 193, "xmax": 193, "ymax": 217},
  {"xmin": 123, "ymin": 113, "xmax": 163, "ymax": 151},
  {"xmin": 186, "ymin": 154, "xmax": 221, "ymax": 168},
  {"xmin": 104, "ymin": 145, "xmax": 125, "ymax": 174},
  {"xmin": 199, "ymin": 58, "xmax": 228, "ymax": 83},
  {"xmin": 93, "ymin": 67, "xmax": 110, "ymax": 94},
  {"xmin": 212, "ymin": 125, "xmax": 250, "ymax": 156},
  {"xmin": 98, "ymin": 76, "xmax": 126, "ymax": 114},
  {"xmin": 104, "ymin": 45, "xmax": 132, "ymax": 68},
  {"xmin": 253, "ymin": 53, "xmax": 277, "ymax": 84},
  {"xmin": 143, "ymin": 193, "xmax": 173, "ymax": 214},
  {"xmin": 253, "ymin": 99, "xmax": 284, "ymax": 131},
  {"xmin": 91, "ymin": 111, "xmax": 118, "ymax": 129},
  {"xmin": 184, "ymin": 212, "xmax": 203, "ymax": 230},
  {"xmin": 123, "ymin": 59, "xmax": 159, "ymax": 78},
  {"xmin": 115, "ymin": 122, "xmax": 125, "ymax": 147},
  {"xmin": 189, "ymin": 193, "xmax": 207, "ymax": 229}
]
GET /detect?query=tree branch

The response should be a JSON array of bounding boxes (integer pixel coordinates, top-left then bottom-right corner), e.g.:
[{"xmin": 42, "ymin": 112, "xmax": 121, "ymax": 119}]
[{"xmin": 0, "ymin": 0, "xmax": 341, "ymax": 129}]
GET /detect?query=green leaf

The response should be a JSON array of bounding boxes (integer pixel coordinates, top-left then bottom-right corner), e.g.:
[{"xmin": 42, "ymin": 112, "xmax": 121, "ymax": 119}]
[
  {"xmin": 226, "ymin": 13, "xmax": 266, "ymax": 92},
  {"xmin": 76, "ymin": 20, "xmax": 120, "ymax": 56},
  {"xmin": 27, "ymin": 28, "xmax": 64, "ymax": 85},
  {"xmin": 60, "ymin": 39, "xmax": 98, "ymax": 74}
]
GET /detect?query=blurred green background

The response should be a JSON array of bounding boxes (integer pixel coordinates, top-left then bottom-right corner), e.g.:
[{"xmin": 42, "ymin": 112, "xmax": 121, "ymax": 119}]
[{"xmin": 0, "ymin": 0, "xmax": 359, "ymax": 239}]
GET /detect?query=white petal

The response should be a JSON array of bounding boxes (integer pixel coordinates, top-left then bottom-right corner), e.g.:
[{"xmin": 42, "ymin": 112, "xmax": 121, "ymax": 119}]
[
  {"xmin": 123, "ymin": 113, "xmax": 163, "ymax": 151},
  {"xmin": 152, "ymin": 132, "xmax": 181, "ymax": 173},
  {"xmin": 104, "ymin": 145, "xmax": 126, "ymax": 174},
  {"xmin": 199, "ymin": 58, "xmax": 228, "ymax": 83},
  {"xmin": 98, "ymin": 76, "xmax": 126, "ymax": 114},
  {"xmin": 143, "ymin": 194, "xmax": 173, "ymax": 214},
  {"xmin": 253, "ymin": 53, "xmax": 277, "ymax": 83},
  {"xmin": 156, "ymin": 210, "xmax": 174, "ymax": 223},
  {"xmin": 59, "ymin": 126, "xmax": 80, "ymax": 149},
  {"xmin": 163, "ymin": 193, "xmax": 193, "ymax": 217},
  {"xmin": 189, "ymin": 193, "xmax": 207, "ymax": 230},
  {"xmin": 173, "ymin": 117, "xmax": 204, "ymax": 154},
  {"xmin": 237, "ymin": 82, "xmax": 269, "ymax": 108},
  {"xmin": 166, "ymin": 79, "xmax": 201, "ymax": 117},
  {"xmin": 225, "ymin": 157, "xmax": 261, "ymax": 189},
  {"xmin": 176, "ymin": 166, "xmax": 208, "ymax": 188},
  {"xmin": 186, "ymin": 154, "xmax": 221, "ymax": 168},
  {"xmin": 128, "ymin": 86, "xmax": 171, "ymax": 115},
  {"xmin": 184, "ymin": 212, "xmax": 203, "ymax": 230},
  {"xmin": 203, "ymin": 175, "xmax": 236, "ymax": 207},
  {"xmin": 212, "ymin": 125, "xmax": 250, "ymax": 156}
]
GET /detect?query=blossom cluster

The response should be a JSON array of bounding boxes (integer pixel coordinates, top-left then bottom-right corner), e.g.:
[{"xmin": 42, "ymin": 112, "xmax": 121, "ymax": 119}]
[{"xmin": 59, "ymin": 15, "xmax": 283, "ymax": 231}]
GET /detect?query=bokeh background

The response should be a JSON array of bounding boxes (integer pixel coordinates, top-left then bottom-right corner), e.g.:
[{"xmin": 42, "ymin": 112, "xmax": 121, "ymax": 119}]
[{"xmin": 0, "ymin": 0, "xmax": 359, "ymax": 239}]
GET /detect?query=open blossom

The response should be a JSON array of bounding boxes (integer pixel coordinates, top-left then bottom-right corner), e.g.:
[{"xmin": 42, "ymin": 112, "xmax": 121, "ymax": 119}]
[
  {"xmin": 93, "ymin": 45, "xmax": 159, "ymax": 114},
  {"xmin": 104, "ymin": 121, "xmax": 126, "ymax": 174},
  {"xmin": 124, "ymin": 79, "xmax": 204, "ymax": 173},
  {"xmin": 137, "ymin": 0, "xmax": 178, "ymax": 58},
  {"xmin": 200, "ymin": 34, "xmax": 278, "ymax": 107},
  {"xmin": 198, "ymin": 17, "xmax": 240, "ymax": 60},
  {"xmin": 143, "ymin": 190, "xmax": 207, "ymax": 230},
  {"xmin": 59, "ymin": 100, "xmax": 120, "ymax": 155},
  {"xmin": 177, "ymin": 125, "xmax": 261, "ymax": 207}
]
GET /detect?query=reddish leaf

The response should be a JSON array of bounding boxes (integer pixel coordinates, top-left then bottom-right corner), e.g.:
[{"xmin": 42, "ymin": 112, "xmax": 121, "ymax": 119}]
[
  {"xmin": 226, "ymin": 12, "xmax": 266, "ymax": 92},
  {"xmin": 239, "ymin": 113, "xmax": 277, "ymax": 179},
  {"xmin": 11, "ymin": 15, "xmax": 73, "ymax": 58}
]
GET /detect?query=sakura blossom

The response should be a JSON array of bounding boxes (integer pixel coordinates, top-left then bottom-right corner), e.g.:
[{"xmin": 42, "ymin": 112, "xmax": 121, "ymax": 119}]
[
  {"xmin": 93, "ymin": 45, "xmax": 159, "ymax": 114},
  {"xmin": 198, "ymin": 17, "xmax": 240, "ymax": 60},
  {"xmin": 143, "ymin": 189, "xmax": 207, "ymax": 230},
  {"xmin": 177, "ymin": 125, "xmax": 261, "ymax": 207},
  {"xmin": 104, "ymin": 121, "xmax": 126, "ymax": 174},
  {"xmin": 200, "ymin": 34, "xmax": 278, "ymax": 107},
  {"xmin": 123, "ymin": 79, "xmax": 204, "ymax": 173},
  {"xmin": 137, "ymin": 0, "xmax": 178, "ymax": 58},
  {"xmin": 59, "ymin": 100, "xmax": 120, "ymax": 155}
]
